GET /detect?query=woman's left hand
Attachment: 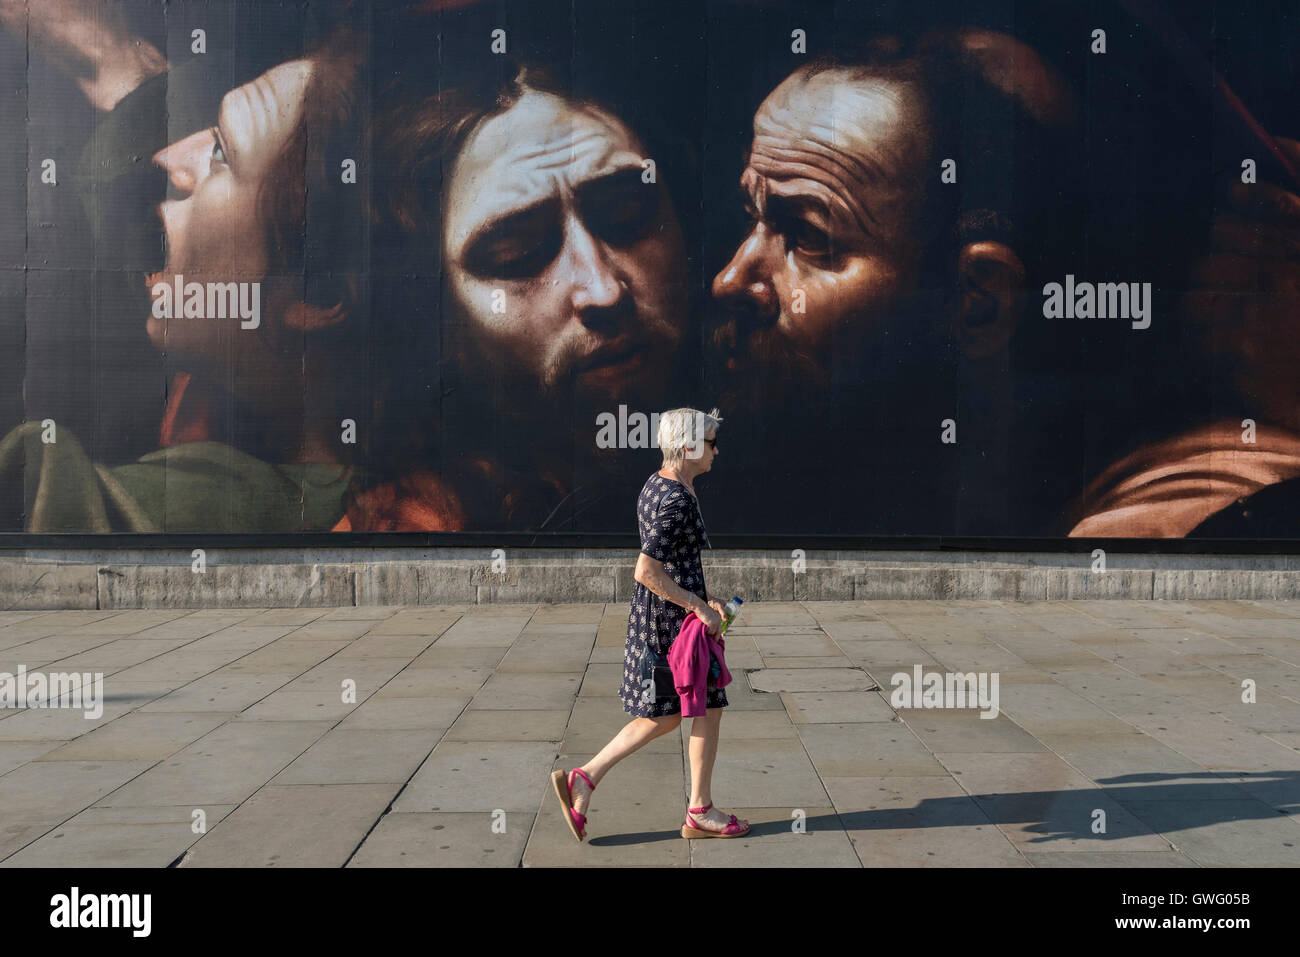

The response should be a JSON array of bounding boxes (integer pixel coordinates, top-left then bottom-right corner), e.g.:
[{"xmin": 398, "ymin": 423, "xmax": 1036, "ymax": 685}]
[{"xmin": 708, "ymin": 599, "xmax": 727, "ymax": 618}]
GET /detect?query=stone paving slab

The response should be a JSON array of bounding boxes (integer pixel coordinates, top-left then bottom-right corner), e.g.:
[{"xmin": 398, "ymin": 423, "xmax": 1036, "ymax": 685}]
[
  {"xmin": 780, "ymin": 691, "xmax": 897, "ymax": 724},
  {"xmin": 1033, "ymin": 732, "xmax": 1214, "ymax": 785},
  {"xmin": 1, "ymin": 803, "xmax": 238, "ymax": 868},
  {"xmin": 0, "ymin": 634, "xmax": 122, "ymax": 661},
  {"xmin": 0, "ymin": 741, "xmax": 66, "ymax": 774},
  {"xmin": 32, "ymin": 712, "xmax": 231, "ymax": 762},
  {"xmin": 362, "ymin": 611, "xmax": 462, "ymax": 637},
  {"xmin": 577, "ymin": 663, "xmax": 623, "ymax": 697},
  {"xmin": 96, "ymin": 720, "xmax": 334, "ymax": 807},
  {"xmin": 713, "ymin": 675, "xmax": 787, "ymax": 711},
  {"xmin": 0, "ymin": 701, "xmax": 142, "ymax": 742},
  {"xmin": 319, "ymin": 606, "xmax": 402, "ymax": 621},
  {"xmin": 761, "ymin": 655, "xmax": 855, "ymax": 669},
  {"xmin": 278, "ymin": 657, "xmax": 414, "ymax": 695},
  {"xmin": 824, "ymin": 774, "xmax": 1029, "ymax": 867},
  {"xmin": 753, "ymin": 634, "xmax": 843, "ymax": 657},
  {"xmin": 968, "ymin": 790, "xmax": 1173, "ymax": 852},
  {"xmin": 128, "ymin": 616, "xmax": 265, "ymax": 642},
  {"xmin": 348, "ymin": 811, "xmax": 533, "ymax": 867},
  {"xmin": 472, "ymin": 673, "xmax": 582, "ymax": 710},
  {"xmin": 407, "ymin": 645, "xmax": 507, "ymax": 670},
  {"xmin": 6, "ymin": 611, "xmax": 117, "ymax": 629},
  {"xmin": 923, "ymin": 644, "xmax": 1037, "ymax": 672},
  {"xmin": 1021, "ymin": 850, "xmax": 1199, "ymax": 867},
  {"xmin": 371, "ymin": 667, "xmax": 492, "ymax": 698},
  {"xmin": 594, "ymin": 624, "xmax": 628, "ymax": 649},
  {"xmin": 748, "ymin": 668, "xmax": 875, "ymax": 693},
  {"xmin": 0, "ymin": 824, "xmax": 59, "ymax": 860},
  {"xmin": 179, "ymin": 784, "xmax": 396, "ymax": 867},
  {"xmin": 175, "ymin": 626, "xmax": 299, "ymax": 654},
  {"xmin": 331, "ymin": 635, "xmax": 437, "ymax": 659},
  {"xmin": 0, "ymin": 759, "xmax": 157, "ymax": 825},
  {"xmin": 137, "ymin": 674, "xmax": 297, "ymax": 712},
  {"xmin": 898, "ymin": 712, "xmax": 1048, "ymax": 753},
  {"xmin": 216, "ymin": 639, "xmax": 353, "ymax": 675},
  {"xmin": 1117, "ymin": 712, "xmax": 1300, "ymax": 771},
  {"xmin": 719, "ymin": 650, "xmax": 763, "ymax": 669},
  {"xmin": 496, "ymin": 633, "xmax": 595, "ymax": 673},
  {"xmin": 335, "ymin": 695, "xmax": 469, "ymax": 731},
  {"xmin": 445, "ymin": 709, "xmax": 569, "ymax": 743},
  {"xmin": 995, "ymin": 683, "xmax": 1123, "ymax": 724},
  {"xmin": 687, "ymin": 807, "xmax": 862, "ymax": 867},
  {"xmin": 436, "ymin": 616, "xmax": 532, "ymax": 647},
  {"xmin": 934, "ymin": 753, "xmax": 1175, "ymax": 852},
  {"xmin": 393, "ymin": 740, "xmax": 560, "ymax": 812},
  {"xmin": 1265, "ymin": 731, "xmax": 1300, "ymax": 750},
  {"xmin": 108, "ymin": 651, "xmax": 266, "ymax": 684},
  {"xmin": 282, "ymin": 620, "xmax": 378, "ymax": 641},
  {"xmin": 796, "ymin": 722, "xmax": 951, "ymax": 777},
  {"xmin": 1209, "ymin": 770, "xmax": 1300, "ymax": 819},
  {"xmin": 3, "ymin": 599, "xmax": 1300, "ymax": 866},
  {"xmin": 836, "ymin": 638, "xmax": 942, "ymax": 666},
  {"xmin": 1211, "ymin": 696, "xmax": 1300, "ymax": 733},
  {"xmin": 825, "ymin": 620, "xmax": 907, "ymax": 642},
  {"xmin": 848, "ymin": 822, "xmax": 1033, "ymax": 867},
  {"xmin": 530, "ymin": 603, "xmax": 604, "ymax": 624},
  {"xmin": 236, "ymin": 690, "xmax": 360, "ymax": 723},
  {"xmin": 0, "ymin": 612, "xmax": 57, "ymax": 627},
  {"xmin": 1117, "ymin": 799, "xmax": 1300, "ymax": 866},
  {"xmin": 1224, "ymin": 639, "xmax": 1300, "ymax": 665},
  {"xmin": 272, "ymin": 729, "xmax": 436, "ymax": 785}
]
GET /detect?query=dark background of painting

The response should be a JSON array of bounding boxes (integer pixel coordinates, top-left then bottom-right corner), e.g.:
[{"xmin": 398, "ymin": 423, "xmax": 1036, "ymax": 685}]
[{"xmin": 0, "ymin": 0, "xmax": 1297, "ymax": 540}]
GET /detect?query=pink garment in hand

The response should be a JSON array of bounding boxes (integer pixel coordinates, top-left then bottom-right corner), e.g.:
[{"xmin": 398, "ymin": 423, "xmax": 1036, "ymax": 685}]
[{"xmin": 666, "ymin": 612, "xmax": 732, "ymax": 717}]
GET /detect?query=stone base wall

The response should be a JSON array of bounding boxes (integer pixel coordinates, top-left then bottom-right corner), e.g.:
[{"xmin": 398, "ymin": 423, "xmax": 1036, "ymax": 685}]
[{"xmin": 4, "ymin": 548, "xmax": 1300, "ymax": 608}]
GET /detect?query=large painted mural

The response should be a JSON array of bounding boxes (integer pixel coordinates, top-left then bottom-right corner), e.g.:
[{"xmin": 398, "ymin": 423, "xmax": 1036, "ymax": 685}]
[{"xmin": 1, "ymin": 0, "xmax": 1298, "ymax": 540}]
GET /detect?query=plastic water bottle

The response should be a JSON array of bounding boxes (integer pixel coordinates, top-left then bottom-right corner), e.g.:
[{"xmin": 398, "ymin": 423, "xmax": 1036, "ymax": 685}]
[{"xmin": 718, "ymin": 596, "xmax": 743, "ymax": 635}]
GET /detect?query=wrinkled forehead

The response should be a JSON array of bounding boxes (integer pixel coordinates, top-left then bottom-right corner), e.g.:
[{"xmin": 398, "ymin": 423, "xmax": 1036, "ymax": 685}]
[
  {"xmin": 445, "ymin": 90, "xmax": 646, "ymax": 251},
  {"xmin": 749, "ymin": 68, "xmax": 929, "ymax": 222},
  {"xmin": 216, "ymin": 58, "xmax": 315, "ymax": 175},
  {"xmin": 755, "ymin": 68, "xmax": 925, "ymax": 162}
]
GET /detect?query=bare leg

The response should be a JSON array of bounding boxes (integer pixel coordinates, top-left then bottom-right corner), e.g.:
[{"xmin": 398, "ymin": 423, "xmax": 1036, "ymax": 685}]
[
  {"xmin": 686, "ymin": 707, "xmax": 747, "ymax": 831},
  {"xmin": 569, "ymin": 714, "xmax": 681, "ymax": 817}
]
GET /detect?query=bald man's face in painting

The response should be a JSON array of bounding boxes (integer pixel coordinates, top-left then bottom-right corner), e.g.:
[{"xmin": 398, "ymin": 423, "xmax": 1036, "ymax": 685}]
[{"xmin": 712, "ymin": 68, "xmax": 933, "ymax": 404}]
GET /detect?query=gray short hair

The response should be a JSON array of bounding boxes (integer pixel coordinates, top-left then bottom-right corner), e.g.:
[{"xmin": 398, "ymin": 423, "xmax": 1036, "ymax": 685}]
[{"xmin": 657, "ymin": 407, "xmax": 723, "ymax": 466}]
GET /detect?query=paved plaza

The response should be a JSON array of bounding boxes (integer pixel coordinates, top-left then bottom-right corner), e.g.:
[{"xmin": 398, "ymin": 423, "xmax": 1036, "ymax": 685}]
[{"xmin": 1, "ymin": 599, "xmax": 1298, "ymax": 867}]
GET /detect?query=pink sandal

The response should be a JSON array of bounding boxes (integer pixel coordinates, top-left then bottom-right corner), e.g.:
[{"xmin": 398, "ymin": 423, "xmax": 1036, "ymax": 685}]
[
  {"xmin": 681, "ymin": 802, "xmax": 750, "ymax": 839},
  {"xmin": 551, "ymin": 768, "xmax": 596, "ymax": 842}
]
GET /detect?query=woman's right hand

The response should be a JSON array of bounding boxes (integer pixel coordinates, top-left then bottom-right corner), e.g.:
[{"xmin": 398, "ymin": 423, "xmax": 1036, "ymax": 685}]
[{"xmin": 695, "ymin": 604, "xmax": 723, "ymax": 635}]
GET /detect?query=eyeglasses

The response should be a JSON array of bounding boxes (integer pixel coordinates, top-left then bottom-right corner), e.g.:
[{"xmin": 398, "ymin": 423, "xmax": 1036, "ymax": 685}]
[{"xmin": 702, "ymin": 438, "xmax": 717, "ymax": 449}]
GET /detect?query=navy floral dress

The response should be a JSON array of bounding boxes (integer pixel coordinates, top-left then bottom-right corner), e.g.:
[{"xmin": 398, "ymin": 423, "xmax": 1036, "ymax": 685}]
[{"xmin": 619, "ymin": 473, "xmax": 729, "ymax": 717}]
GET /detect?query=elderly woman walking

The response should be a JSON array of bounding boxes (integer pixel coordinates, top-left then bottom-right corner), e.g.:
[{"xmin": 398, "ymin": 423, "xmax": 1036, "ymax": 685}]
[{"xmin": 551, "ymin": 407, "xmax": 750, "ymax": 841}]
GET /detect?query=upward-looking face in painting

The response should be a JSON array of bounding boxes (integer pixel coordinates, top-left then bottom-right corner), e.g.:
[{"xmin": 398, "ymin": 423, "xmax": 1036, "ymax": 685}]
[
  {"xmin": 148, "ymin": 59, "xmax": 316, "ymax": 366},
  {"xmin": 443, "ymin": 89, "xmax": 688, "ymax": 410}
]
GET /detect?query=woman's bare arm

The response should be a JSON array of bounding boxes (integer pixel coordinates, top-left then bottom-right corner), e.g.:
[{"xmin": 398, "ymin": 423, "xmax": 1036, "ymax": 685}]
[{"xmin": 633, "ymin": 553, "xmax": 722, "ymax": 633}]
